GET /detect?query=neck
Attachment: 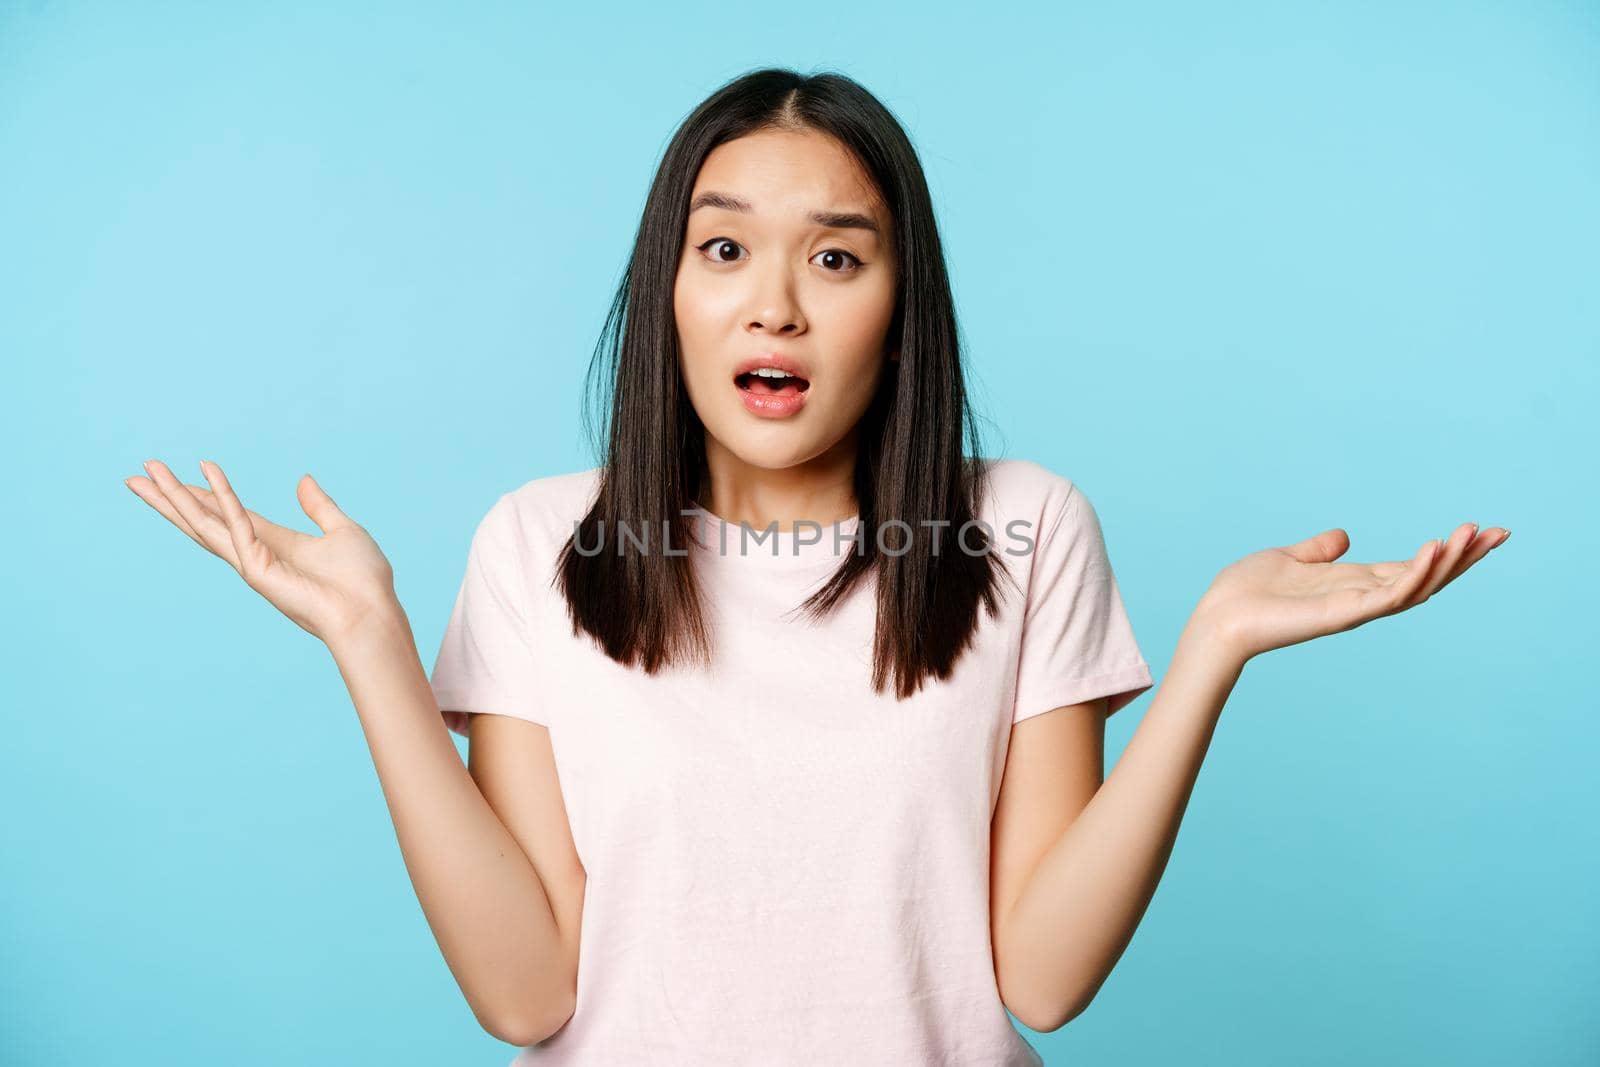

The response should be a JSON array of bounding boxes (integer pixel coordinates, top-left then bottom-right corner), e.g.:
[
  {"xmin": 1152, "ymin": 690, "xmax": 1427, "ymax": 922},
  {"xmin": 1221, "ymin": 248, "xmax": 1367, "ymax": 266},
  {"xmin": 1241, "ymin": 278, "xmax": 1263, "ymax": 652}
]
[{"xmin": 699, "ymin": 433, "xmax": 858, "ymax": 532}]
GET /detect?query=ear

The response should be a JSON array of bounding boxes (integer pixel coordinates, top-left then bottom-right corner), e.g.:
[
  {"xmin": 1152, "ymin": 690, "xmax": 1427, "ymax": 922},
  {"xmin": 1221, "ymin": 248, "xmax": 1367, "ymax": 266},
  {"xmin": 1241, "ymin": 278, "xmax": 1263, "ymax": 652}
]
[{"xmin": 889, "ymin": 348, "xmax": 900, "ymax": 362}]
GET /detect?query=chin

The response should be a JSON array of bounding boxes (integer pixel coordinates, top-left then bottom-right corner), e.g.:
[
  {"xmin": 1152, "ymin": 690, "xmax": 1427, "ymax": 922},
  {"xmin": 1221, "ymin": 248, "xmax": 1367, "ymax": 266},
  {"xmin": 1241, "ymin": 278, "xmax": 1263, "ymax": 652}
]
[
  {"xmin": 704, "ymin": 419, "xmax": 825, "ymax": 468},
  {"xmin": 718, "ymin": 437, "xmax": 817, "ymax": 470}
]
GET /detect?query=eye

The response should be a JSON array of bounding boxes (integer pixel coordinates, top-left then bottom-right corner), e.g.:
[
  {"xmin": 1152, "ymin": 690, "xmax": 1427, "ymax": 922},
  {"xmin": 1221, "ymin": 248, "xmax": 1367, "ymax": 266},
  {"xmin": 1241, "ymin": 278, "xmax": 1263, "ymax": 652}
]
[
  {"xmin": 696, "ymin": 237, "xmax": 747, "ymax": 264},
  {"xmin": 693, "ymin": 238, "xmax": 865, "ymax": 274},
  {"xmin": 812, "ymin": 248, "xmax": 864, "ymax": 273}
]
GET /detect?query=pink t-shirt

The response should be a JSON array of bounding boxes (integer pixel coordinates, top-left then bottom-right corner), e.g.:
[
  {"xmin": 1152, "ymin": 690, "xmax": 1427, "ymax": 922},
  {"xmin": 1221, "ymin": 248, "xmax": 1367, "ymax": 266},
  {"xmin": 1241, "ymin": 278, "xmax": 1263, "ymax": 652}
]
[{"xmin": 429, "ymin": 457, "xmax": 1154, "ymax": 1065}]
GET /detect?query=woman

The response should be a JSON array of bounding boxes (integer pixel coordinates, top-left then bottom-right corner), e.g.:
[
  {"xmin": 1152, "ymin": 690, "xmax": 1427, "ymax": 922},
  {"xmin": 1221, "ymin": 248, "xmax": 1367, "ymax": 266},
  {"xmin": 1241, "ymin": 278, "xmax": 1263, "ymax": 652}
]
[{"xmin": 125, "ymin": 68, "xmax": 1506, "ymax": 1065}]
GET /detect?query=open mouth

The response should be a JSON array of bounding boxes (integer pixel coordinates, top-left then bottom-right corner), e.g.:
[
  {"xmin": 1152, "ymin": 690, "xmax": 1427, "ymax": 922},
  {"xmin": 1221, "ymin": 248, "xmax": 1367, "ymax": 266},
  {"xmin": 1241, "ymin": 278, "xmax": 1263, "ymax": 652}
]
[{"xmin": 734, "ymin": 370, "xmax": 811, "ymax": 396}]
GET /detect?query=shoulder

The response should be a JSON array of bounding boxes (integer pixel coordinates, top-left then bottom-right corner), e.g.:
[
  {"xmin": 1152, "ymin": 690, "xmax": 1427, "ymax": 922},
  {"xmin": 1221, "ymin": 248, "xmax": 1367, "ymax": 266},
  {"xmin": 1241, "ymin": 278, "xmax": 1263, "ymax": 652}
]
[
  {"xmin": 474, "ymin": 466, "xmax": 604, "ymax": 553},
  {"xmin": 503, "ymin": 466, "xmax": 604, "ymax": 519},
  {"xmin": 971, "ymin": 456, "xmax": 1078, "ymax": 529}
]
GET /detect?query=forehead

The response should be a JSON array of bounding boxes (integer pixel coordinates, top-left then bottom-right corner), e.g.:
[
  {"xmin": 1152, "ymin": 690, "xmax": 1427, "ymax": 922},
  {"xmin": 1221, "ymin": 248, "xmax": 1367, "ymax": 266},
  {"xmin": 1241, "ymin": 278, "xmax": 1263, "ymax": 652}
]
[{"xmin": 690, "ymin": 129, "xmax": 886, "ymax": 223}]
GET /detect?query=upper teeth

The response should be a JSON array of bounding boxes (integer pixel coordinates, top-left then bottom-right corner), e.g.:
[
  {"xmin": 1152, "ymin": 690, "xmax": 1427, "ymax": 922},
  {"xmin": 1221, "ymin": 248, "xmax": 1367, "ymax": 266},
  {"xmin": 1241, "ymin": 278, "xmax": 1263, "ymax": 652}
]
[{"xmin": 752, "ymin": 367, "xmax": 794, "ymax": 379}]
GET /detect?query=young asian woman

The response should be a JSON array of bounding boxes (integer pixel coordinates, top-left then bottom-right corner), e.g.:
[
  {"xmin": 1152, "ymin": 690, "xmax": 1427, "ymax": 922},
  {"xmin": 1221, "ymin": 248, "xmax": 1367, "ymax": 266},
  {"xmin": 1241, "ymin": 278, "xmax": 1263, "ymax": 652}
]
[{"xmin": 126, "ymin": 67, "xmax": 1507, "ymax": 1066}]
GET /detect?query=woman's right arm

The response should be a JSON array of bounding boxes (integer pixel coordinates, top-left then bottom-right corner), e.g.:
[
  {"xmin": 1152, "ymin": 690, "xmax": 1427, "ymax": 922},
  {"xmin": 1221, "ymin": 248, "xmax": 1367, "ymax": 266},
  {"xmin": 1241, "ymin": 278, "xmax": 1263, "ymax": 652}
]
[
  {"xmin": 126, "ymin": 459, "xmax": 577, "ymax": 1046},
  {"xmin": 329, "ymin": 608, "xmax": 578, "ymax": 1046}
]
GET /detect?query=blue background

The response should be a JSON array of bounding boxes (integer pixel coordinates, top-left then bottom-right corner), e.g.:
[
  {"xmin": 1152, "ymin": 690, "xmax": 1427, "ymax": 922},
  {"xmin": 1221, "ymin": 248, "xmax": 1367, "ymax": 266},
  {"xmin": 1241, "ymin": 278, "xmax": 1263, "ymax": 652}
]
[{"xmin": 3, "ymin": 1, "xmax": 1595, "ymax": 1063}]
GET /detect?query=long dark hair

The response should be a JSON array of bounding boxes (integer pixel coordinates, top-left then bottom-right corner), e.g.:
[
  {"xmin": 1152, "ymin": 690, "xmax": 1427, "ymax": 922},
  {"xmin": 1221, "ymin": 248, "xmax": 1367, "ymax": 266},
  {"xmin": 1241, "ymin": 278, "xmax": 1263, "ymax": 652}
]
[{"xmin": 554, "ymin": 66, "xmax": 1015, "ymax": 699}]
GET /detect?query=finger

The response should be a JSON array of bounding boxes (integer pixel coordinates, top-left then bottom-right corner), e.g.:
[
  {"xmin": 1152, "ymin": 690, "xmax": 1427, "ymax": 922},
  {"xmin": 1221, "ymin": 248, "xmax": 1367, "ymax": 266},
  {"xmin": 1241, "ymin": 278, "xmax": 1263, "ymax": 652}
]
[
  {"xmin": 1435, "ymin": 526, "xmax": 1508, "ymax": 589},
  {"xmin": 184, "ymin": 483, "xmax": 301, "ymax": 556},
  {"xmin": 199, "ymin": 460, "xmax": 271, "ymax": 585},
  {"xmin": 1366, "ymin": 525, "xmax": 1508, "ymax": 586},
  {"xmin": 126, "ymin": 474, "xmax": 207, "ymax": 548},
  {"xmin": 1413, "ymin": 523, "xmax": 1476, "ymax": 604},
  {"xmin": 297, "ymin": 473, "xmax": 353, "ymax": 535},
  {"xmin": 182, "ymin": 483, "xmax": 224, "ymax": 519},
  {"xmin": 1375, "ymin": 538, "xmax": 1439, "ymax": 615},
  {"xmin": 142, "ymin": 459, "xmax": 242, "ymax": 570},
  {"xmin": 1283, "ymin": 527, "xmax": 1350, "ymax": 565}
]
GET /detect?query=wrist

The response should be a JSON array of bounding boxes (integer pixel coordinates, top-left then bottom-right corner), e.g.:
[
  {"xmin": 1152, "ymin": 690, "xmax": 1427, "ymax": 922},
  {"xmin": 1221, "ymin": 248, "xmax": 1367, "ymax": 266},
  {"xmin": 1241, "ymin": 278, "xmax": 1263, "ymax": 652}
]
[
  {"xmin": 1180, "ymin": 602, "xmax": 1251, "ymax": 673},
  {"xmin": 326, "ymin": 598, "xmax": 413, "ymax": 659}
]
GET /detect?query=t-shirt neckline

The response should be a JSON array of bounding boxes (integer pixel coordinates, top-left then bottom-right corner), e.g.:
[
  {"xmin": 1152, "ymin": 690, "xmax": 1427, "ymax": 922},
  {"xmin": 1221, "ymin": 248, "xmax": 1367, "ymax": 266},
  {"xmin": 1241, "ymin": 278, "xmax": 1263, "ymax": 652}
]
[{"xmin": 687, "ymin": 504, "xmax": 864, "ymax": 567}]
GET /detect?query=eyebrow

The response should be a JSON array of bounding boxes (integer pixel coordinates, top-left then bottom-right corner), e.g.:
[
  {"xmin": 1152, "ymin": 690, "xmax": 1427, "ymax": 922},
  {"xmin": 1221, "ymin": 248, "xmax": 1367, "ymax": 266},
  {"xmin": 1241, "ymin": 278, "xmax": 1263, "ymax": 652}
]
[{"xmin": 688, "ymin": 190, "xmax": 881, "ymax": 236}]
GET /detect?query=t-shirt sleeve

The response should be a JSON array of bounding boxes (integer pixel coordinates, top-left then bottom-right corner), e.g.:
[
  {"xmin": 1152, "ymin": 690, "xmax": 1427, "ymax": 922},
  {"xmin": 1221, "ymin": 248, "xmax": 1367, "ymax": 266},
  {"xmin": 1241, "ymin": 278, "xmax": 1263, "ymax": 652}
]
[
  {"xmin": 1012, "ymin": 482, "xmax": 1154, "ymax": 724},
  {"xmin": 429, "ymin": 493, "xmax": 548, "ymax": 737}
]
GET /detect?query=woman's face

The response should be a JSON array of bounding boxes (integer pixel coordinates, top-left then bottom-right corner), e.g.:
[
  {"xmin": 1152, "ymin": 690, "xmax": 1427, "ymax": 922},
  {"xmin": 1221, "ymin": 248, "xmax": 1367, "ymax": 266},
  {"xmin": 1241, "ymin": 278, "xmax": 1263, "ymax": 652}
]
[{"xmin": 674, "ymin": 127, "xmax": 898, "ymax": 476}]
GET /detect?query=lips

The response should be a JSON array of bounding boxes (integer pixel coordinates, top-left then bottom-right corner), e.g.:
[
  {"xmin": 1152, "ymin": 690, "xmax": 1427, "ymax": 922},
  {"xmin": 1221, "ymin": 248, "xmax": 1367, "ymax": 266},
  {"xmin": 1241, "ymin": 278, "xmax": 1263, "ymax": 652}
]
[
  {"xmin": 737, "ymin": 379, "xmax": 807, "ymax": 417},
  {"xmin": 732, "ymin": 355, "xmax": 810, "ymax": 418},
  {"xmin": 732, "ymin": 352, "xmax": 813, "ymax": 385}
]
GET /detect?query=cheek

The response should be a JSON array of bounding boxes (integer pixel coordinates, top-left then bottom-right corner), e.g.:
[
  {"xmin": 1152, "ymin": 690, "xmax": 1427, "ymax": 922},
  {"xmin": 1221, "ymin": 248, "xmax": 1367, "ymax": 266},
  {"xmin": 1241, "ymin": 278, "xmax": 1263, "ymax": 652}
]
[
  {"xmin": 673, "ymin": 271, "xmax": 708, "ymax": 353},
  {"xmin": 673, "ymin": 272, "xmax": 727, "ymax": 407},
  {"xmin": 822, "ymin": 278, "xmax": 897, "ymax": 351},
  {"xmin": 831, "ymin": 284, "xmax": 897, "ymax": 401},
  {"xmin": 671, "ymin": 264, "xmax": 699, "ymax": 333},
  {"xmin": 673, "ymin": 268, "xmax": 741, "ymax": 340}
]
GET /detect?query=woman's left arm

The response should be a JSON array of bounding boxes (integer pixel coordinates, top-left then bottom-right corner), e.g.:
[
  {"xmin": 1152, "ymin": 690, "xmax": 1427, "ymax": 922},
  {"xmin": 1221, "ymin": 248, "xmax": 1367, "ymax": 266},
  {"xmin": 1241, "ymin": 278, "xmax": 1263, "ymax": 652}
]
[{"xmin": 994, "ymin": 522, "xmax": 1508, "ymax": 1032}]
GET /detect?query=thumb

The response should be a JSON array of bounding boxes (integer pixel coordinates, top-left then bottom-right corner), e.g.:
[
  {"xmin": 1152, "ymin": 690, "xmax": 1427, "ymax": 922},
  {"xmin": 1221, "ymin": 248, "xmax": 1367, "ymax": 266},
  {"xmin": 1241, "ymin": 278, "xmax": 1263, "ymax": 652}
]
[
  {"xmin": 297, "ymin": 473, "xmax": 351, "ymax": 534},
  {"xmin": 1283, "ymin": 527, "xmax": 1349, "ymax": 564}
]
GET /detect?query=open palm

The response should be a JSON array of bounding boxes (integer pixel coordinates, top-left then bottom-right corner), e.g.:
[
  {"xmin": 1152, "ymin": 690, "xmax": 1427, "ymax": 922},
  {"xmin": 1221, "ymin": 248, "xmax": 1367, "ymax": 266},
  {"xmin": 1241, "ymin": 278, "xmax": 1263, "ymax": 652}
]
[
  {"xmin": 1198, "ymin": 522, "xmax": 1510, "ymax": 663},
  {"xmin": 126, "ymin": 459, "xmax": 397, "ymax": 645}
]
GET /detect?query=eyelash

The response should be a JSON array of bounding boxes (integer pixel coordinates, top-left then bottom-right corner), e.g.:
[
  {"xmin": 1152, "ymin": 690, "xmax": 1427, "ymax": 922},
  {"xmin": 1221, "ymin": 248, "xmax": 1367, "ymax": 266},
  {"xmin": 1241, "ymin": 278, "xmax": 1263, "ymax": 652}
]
[{"xmin": 694, "ymin": 237, "xmax": 865, "ymax": 274}]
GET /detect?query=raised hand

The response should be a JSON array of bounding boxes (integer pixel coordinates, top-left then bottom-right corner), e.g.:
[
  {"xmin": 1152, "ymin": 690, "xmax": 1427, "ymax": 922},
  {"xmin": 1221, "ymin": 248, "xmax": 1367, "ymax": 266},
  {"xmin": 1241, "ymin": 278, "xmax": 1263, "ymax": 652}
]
[
  {"xmin": 1195, "ymin": 522, "xmax": 1510, "ymax": 664},
  {"xmin": 126, "ymin": 459, "xmax": 399, "ymax": 645}
]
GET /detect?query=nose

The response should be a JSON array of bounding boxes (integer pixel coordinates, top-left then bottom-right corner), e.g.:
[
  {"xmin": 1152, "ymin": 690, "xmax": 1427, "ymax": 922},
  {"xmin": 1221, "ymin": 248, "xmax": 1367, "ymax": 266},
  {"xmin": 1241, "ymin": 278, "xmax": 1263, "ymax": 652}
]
[{"xmin": 744, "ymin": 263, "xmax": 806, "ymax": 336}]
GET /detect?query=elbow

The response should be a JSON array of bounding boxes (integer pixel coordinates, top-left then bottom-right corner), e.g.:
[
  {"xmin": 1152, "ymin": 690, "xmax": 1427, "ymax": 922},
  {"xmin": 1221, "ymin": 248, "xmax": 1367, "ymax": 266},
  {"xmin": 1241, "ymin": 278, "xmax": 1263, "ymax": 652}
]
[
  {"xmin": 995, "ymin": 937, "xmax": 1105, "ymax": 1033},
  {"xmin": 1008, "ymin": 1000, "xmax": 1065, "ymax": 1035},
  {"xmin": 1043, "ymin": 996, "xmax": 1093, "ymax": 1034},
  {"xmin": 1003, "ymin": 979, "xmax": 1100, "ymax": 1035},
  {"xmin": 484, "ymin": 987, "xmax": 577, "ymax": 1048},
  {"xmin": 999, "ymin": 974, "xmax": 1052, "ymax": 1034},
  {"xmin": 1009, "ymin": 997, "xmax": 1088, "ymax": 1035}
]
